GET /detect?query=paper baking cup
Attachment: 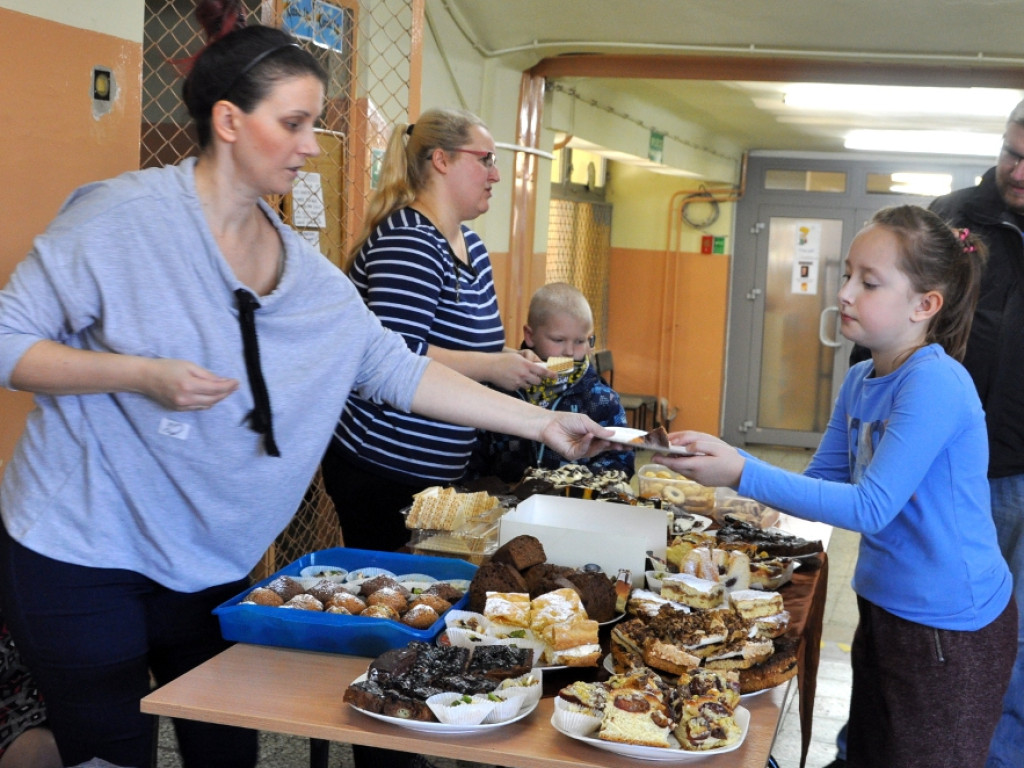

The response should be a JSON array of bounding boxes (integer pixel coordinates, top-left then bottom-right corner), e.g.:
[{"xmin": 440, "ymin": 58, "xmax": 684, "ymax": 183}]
[
  {"xmin": 552, "ymin": 701, "xmax": 602, "ymax": 736},
  {"xmin": 477, "ymin": 692, "xmax": 522, "ymax": 723},
  {"xmin": 426, "ymin": 692, "xmax": 494, "ymax": 725},
  {"xmin": 444, "ymin": 626, "xmax": 489, "ymax": 649},
  {"xmin": 299, "ymin": 565, "xmax": 348, "ymax": 581},
  {"xmin": 497, "ymin": 669, "xmax": 543, "ymax": 709},
  {"xmin": 444, "ymin": 609, "xmax": 490, "ymax": 633}
]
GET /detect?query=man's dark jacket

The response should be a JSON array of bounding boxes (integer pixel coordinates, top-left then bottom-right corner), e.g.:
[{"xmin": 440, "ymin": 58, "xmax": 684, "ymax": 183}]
[{"xmin": 930, "ymin": 167, "xmax": 1024, "ymax": 478}]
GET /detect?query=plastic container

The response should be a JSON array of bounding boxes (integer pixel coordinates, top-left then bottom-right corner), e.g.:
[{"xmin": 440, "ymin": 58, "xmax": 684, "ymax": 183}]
[
  {"xmin": 636, "ymin": 464, "xmax": 715, "ymax": 514},
  {"xmin": 712, "ymin": 488, "xmax": 781, "ymax": 529},
  {"xmin": 214, "ymin": 547, "xmax": 477, "ymax": 656}
]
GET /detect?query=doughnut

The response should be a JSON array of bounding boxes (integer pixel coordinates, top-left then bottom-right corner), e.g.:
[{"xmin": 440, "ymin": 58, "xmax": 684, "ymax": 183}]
[{"xmin": 663, "ymin": 484, "xmax": 687, "ymax": 504}]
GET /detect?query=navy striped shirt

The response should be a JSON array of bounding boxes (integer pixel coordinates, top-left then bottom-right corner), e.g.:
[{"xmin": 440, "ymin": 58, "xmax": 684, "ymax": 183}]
[{"xmin": 332, "ymin": 208, "xmax": 506, "ymax": 483}]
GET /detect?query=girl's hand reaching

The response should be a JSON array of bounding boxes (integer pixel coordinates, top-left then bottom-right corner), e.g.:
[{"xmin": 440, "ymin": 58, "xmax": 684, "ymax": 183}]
[{"xmin": 654, "ymin": 430, "xmax": 746, "ymax": 489}]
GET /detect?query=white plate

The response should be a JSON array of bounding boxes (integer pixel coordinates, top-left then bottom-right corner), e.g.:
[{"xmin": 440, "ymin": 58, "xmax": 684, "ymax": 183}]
[
  {"xmin": 604, "ymin": 427, "xmax": 699, "ymax": 457},
  {"xmin": 348, "ymin": 676, "xmax": 539, "ymax": 734},
  {"xmin": 598, "ymin": 612, "xmax": 626, "ymax": 627},
  {"xmin": 550, "ymin": 706, "xmax": 749, "ymax": 761}
]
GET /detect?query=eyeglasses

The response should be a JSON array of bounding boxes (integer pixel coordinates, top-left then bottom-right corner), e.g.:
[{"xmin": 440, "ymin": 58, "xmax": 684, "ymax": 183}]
[
  {"xmin": 999, "ymin": 144, "xmax": 1024, "ymax": 170},
  {"xmin": 452, "ymin": 148, "xmax": 498, "ymax": 169}
]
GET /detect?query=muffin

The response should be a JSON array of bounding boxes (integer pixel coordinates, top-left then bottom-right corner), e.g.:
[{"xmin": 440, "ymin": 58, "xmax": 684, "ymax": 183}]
[
  {"xmin": 265, "ymin": 575, "xmax": 305, "ymax": 601},
  {"xmin": 283, "ymin": 594, "xmax": 323, "ymax": 611},
  {"xmin": 402, "ymin": 604, "xmax": 440, "ymax": 629},
  {"xmin": 306, "ymin": 578, "xmax": 347, "ymax": 605},
  {"xmin": 367, "ymin": 587, "xmax": 408, "ymax": 614},
  {"xmin": 243, "ymin": 587, "xmax": 284, "ymax": 606},
  {"xmin": 326, "ymin": 592, "xmax": 366, "ymax": 615},
  {"xmin": 359, "ymin": 575, "xmax": 405, "ymax": 597},
  {"xmin": 409, "ymin": 594, "xmax": 451, "ymax": 615},
  {"xmin": 362, "ymin": 604, "xmax": 400, "ymax": 620}
]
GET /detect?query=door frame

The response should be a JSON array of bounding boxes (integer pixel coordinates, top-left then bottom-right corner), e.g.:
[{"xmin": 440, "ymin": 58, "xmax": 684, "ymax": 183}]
[{"xmin": 723, "ymin": 152, "xmax": 987, "ymax": 448}]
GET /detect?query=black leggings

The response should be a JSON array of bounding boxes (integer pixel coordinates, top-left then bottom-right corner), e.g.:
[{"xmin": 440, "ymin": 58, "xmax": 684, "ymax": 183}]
[
  {"xmin": 847, "ymin": 594, "xmax": 1017, "ymax": 768},
  {"xmin": 0, "ymin": 525, "xmax": 258, "ymax": 768},
  {"xmin": 320, "ymin": 446, "xmax": 436, "ymax": 552}
]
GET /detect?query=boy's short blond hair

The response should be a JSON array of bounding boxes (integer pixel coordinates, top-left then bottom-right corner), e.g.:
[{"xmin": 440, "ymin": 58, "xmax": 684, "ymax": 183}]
[{"xmin": 527, "ymin": 282, "xmax": 593, "ymax": 329}]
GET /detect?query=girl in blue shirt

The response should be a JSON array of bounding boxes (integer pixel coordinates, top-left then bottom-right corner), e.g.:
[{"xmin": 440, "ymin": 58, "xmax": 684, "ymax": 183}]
[{"xmin": 660, "ymin": 205, "xmax": 1016, "ymax": 768}]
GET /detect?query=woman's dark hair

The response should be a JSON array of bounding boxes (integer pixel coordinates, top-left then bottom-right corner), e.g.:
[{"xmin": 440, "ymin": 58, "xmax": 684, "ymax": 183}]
[
  {"xmin": 870, "ymin": 205, "xmax": 987, "ymax": 361},
  {"xmin": 182, "ymin": 0, "xmax": 327, "ymax": 148}
]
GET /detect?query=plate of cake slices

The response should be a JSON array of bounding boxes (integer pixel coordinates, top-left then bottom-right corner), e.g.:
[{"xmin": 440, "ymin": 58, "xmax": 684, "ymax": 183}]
[
  {"xmin": 603, "ymin": 427, "xmax": 700, "ymax": 457},
  {"xmin": 550, "ymin": 705, "xmax": 749, "ymax": 761},
  {"xmin": 346, "ymin": 673, "xmax": 539, "ymax": 734}
]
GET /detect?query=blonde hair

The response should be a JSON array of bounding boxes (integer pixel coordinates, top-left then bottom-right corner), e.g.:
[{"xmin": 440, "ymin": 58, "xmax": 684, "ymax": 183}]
[
  {"xmin": 347, "ymin": 108, "xmax": 487, "ymax": 266},
  {"xmin": 527, "ymin": 282, "xmax": 593, "ymax": 329}
]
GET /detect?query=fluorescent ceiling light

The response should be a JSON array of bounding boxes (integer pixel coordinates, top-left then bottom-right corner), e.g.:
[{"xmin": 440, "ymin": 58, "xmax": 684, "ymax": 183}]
[
  {"xmin": 844, "ymin": 130, "xmax": 1001, "ymax": 157},
  {"xmin": 784, "ymin": 84, "xmax": 1022, "ymax": 116}
]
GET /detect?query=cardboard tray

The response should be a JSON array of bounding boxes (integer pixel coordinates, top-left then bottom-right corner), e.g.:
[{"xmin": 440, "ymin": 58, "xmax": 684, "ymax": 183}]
[
  {"xmin": 498, "ymin": 495, "xmax": 667, "ymax": 588},
  {"xmin": 214, "ymin": 548, "xmax": 477, "ymax": 657}
]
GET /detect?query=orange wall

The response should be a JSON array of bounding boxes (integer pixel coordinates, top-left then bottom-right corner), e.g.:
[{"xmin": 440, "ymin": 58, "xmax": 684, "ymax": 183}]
[
  {"xmin": 606, "ymin": 247, "xmax": 729, "ymax": 434},
  {"xmin": 0, "ymin": 8, "xmax": 142, "ymax": 471}
]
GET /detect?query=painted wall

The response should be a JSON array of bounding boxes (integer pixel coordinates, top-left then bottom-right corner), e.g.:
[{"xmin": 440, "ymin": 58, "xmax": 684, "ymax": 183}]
[{"xmin": 0, "ymin": 3, "xmax": 144, "ymax": 471}]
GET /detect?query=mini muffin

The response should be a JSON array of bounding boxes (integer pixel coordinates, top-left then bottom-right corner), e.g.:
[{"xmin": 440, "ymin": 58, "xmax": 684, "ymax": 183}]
[
  {"xmin": 283, "ymin": 594, "xmax": 323, "ymax": 611},
  {"xmin": 266, "ymin": 575, "xmax": 305, "ymax": 601},
  {"xmin": 367, "ymin": 586, "xmax": 408, "ymax": 614},
  {"xmin": 409, "ymin": 594, "xmax": 451, "ymax": 615},
  {"xmin": 425, "ymin": 582, "xmax": 464, "ymax": 603},
  {"xmin": 243, "ymin": 587, "xmax": 284, "ymax": 607},
  {"xmin": 326, "ymin": 592, "xmax": 366, "ymax": 614},
  {"xmin": 359, "ymin": 575, "xmax": 405, "ymax": 597},
  {"xmin": 325, "ymin": 605, "xmax": 352, "ymax": 615},
  {"xmin": 402, "ymin": 604, "xmax": 440, "ymax": 629},
  {"xmin": 306, "ymin": 578, "xmax": 347, "ymax": 604},
  {"xmin": 362, "ymin": 604, "xmax": 400, "ymax": 621}
]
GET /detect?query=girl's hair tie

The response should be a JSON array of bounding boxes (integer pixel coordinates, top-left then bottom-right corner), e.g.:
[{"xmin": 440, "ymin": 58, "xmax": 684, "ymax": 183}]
[
  {"xmin": 958, "ymin": 227, "xmax": 977, "ymax": 253},
  {"xmin": 405, "ymin": 123, "xmax": 415, "ymax": 137}
]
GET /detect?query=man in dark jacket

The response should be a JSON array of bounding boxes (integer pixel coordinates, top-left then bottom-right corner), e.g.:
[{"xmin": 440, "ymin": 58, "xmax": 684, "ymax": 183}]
[{"xmin": 927, "ymin": 102, "xmax": 1024, "ymax": 768}]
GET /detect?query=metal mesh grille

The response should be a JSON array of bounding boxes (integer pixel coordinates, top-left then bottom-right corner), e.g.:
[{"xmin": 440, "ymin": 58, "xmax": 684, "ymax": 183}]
[
  {"xmin": 545, "ymin": 199, "xmax": 612, "ymax": 348},
  {"xmin": 141, "ymin": 0, "xmax": 414, "ymax": 577}
]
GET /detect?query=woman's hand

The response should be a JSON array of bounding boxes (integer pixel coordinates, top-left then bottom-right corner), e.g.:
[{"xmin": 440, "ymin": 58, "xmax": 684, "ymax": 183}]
[
  {"xmin": 538, "ymin": 411, "xmax": 614, "ymax": 460},
  {"xmin": 654, "ymin": 430, "xmax": 746, "ymax": 489},
  {"xmin": 485, "ymin": 351, "xmax": 551, "ymax": 391},
  {"xmin": 141, "ymin": 359, "xmax": 240, "ymax": 411}
]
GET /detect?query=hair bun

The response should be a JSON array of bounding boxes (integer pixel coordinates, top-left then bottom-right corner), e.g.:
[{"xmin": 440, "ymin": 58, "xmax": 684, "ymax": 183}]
[{"xmin": 195, "ymin": 0, "xmax": 248, "ymax": 43}]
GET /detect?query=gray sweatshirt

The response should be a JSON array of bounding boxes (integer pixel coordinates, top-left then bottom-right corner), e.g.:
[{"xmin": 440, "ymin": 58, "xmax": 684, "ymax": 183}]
[{"xmin": 0, "ymin": 158, "xmax": 428, "ymax": 591}]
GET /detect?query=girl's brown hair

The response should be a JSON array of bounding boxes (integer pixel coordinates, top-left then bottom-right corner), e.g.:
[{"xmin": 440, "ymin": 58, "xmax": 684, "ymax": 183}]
[{"xmin": 871, "ymin": 205, "xmax": 987, "ymax": 361}]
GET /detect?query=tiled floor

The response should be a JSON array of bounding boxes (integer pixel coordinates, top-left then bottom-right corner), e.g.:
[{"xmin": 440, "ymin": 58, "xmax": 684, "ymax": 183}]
[{"xmin": 156, "ymin": 446, "xmax": 857, "ymax": 768}]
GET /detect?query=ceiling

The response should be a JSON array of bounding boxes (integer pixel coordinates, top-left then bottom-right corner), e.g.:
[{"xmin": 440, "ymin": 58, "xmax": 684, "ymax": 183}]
[{"xmin": 432, "ymin": 0, "xmax": 1024, "ymax": 159}]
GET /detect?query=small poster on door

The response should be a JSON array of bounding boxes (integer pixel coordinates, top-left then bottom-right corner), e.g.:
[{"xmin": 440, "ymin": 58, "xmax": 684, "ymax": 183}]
[
  {"xmin": 791, "ymin": 258, "xmax": 819, "ymax": 294},
  {"xmin": 794, "ymin": 221, "xmax": 822, "ymax": 258}
]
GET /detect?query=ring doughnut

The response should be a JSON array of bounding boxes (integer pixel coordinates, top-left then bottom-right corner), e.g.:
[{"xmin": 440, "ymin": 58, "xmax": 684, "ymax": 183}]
[{"xmin": 663, "ymin": 485, "xmax": 687, "ymax": 504}]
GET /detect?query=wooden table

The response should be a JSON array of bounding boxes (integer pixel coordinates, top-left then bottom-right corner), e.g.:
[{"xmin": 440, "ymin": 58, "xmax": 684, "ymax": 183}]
[
  {"xmin": 142, "ymin": 642, "xmax": 790, "ymax": 768},
  {"xmin": 142, "ymin": 515, "xmax": 831, "ymax": 768}
]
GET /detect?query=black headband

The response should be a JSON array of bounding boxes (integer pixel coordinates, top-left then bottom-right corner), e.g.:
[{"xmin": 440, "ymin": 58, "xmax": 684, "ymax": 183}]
[{"xmin": 218, "ymin": 42, "xmax": 300, "ymax": 101}]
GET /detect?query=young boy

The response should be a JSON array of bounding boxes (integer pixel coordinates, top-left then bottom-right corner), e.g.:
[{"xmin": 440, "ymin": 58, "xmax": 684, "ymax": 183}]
[{"xmin": 468, "ymin": 283, "xmax": 634, "ymax": 482}]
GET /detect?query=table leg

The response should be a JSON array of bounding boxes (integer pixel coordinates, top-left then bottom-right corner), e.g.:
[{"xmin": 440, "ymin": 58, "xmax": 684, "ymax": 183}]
[{"xmin": 310, "ymin": 737, "xmax": 330, "ymax": 768}]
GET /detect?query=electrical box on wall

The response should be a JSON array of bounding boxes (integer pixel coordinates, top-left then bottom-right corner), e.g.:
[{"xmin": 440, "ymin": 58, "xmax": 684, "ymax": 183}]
[
  {"xmin": 701, "ymin": 235, "xmax": 727, "ymax": 254},
  {"xmin": 92, "ymin": 66, "xmax": 114, "ymax": 119}
]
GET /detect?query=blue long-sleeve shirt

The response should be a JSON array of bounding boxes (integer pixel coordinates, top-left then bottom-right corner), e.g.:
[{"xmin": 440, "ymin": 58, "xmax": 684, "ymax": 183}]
[{"xmin": 740, "ymin": 344, "xmax": 1011, "ymax": 631}]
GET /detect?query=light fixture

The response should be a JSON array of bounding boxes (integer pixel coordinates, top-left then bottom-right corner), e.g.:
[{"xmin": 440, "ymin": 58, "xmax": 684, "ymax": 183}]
[
  {"xmin": 784, "ymin": 84, "xmax": 1022, "ymax": 117},
  {"xmin": 844, "ymin": 130, "xmax": 1002, "ymax": 157},
  {"xmin": 887, "ymin": 172, "xmax": 954, "ymax": 197}
]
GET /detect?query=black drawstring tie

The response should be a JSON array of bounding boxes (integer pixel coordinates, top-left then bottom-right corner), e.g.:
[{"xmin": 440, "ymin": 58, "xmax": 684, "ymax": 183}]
[{"xmin": 234, "ymin": 289, "xmax": 280, "ymax": 457}]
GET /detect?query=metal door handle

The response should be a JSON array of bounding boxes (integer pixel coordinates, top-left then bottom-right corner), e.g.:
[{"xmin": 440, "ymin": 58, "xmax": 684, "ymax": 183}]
[{"xmin": 819, "ymin": 305, "xmax": 842, "ymax": 347}]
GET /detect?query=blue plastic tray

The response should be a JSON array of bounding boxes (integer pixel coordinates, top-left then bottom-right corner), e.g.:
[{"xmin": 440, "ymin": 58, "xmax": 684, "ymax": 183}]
[{"xmin": 214, "ymin": 548, "xmax": 477, "ymax": 657}]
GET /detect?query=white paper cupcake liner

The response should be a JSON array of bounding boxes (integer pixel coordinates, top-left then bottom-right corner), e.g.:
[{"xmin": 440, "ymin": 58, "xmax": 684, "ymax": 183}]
[
  {"xmin": 551, "ymin": 704, "xmax": 602, "ymax": 736},
  {"xmin": 426, "ymin": 692, "xmax": 495, "ymax": 725},
  {"xmin": 443, "ymin": 609, "xmax": 490, "ymax": 633},
  {"xmin": 476, "ymin": 692, "xmax": 522, "ymax": 723},
  {"xmin": 444, "ymin": 626, "xmax": 489, "ymax": 649},
  {"xmin": 496, "ymin": 669, "xmax": 543, "ymax": 709}
]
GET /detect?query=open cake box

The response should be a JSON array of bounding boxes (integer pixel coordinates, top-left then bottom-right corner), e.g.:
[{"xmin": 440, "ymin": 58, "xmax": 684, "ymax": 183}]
[{"xmin": 498, "ymin": 495, "xmax": 667, "ymax": 587}]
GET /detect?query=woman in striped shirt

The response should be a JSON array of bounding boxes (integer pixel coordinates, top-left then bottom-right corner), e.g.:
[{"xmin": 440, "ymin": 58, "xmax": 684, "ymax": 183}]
[{"xmin": 322, "ymin": 108, "xmax": 550, "ymax": 553}]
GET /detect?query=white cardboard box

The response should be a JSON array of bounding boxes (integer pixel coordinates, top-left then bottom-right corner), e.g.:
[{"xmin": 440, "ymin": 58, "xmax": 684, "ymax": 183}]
[{"xmin": 498, "ymin": 495, "xmax": 667, "ymax": 587}]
